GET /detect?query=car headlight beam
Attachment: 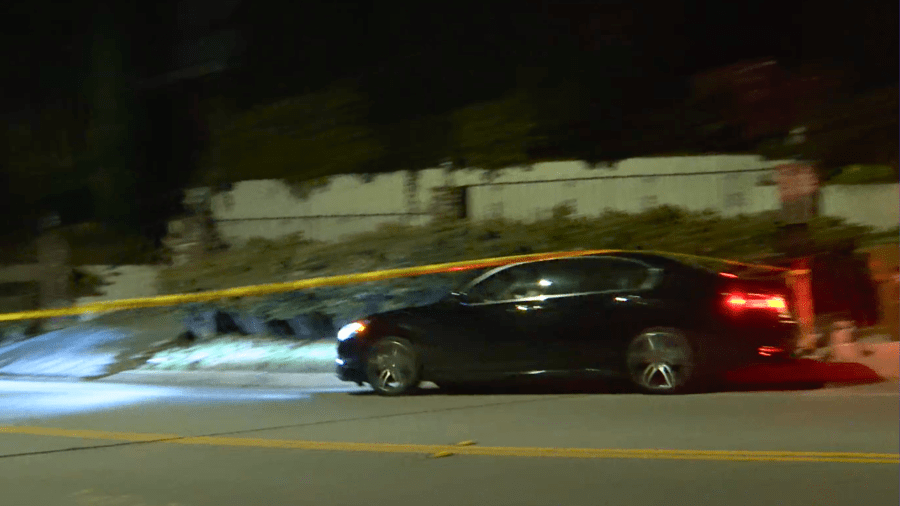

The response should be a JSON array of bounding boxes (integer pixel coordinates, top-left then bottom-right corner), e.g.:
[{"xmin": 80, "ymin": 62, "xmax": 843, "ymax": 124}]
[{"xmin": 337, "ymin": 321, "xmax": 367, "ymax": 341}]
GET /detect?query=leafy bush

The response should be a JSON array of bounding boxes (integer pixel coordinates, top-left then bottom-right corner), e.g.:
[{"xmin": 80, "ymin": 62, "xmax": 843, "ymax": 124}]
[
  {"xmin": 827, "ymin": 165, "xmax": 898, "ymax": 185},
  {"xmin": 70, "ymin": 268, "xmax": 107, "ymax": 298},
  {"xmin": 158, "ymin": 206, "xmax": 886, "ymax": 295}
]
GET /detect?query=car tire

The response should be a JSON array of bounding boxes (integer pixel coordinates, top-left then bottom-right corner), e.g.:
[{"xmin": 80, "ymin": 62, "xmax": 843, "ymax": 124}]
[
  {"xmin": 366, "ymin": 337, "xmax": 422, "ymax": 396},
  {"xmin": 625, "ymin": 327, "xmax": 702, "ymax": 395}
]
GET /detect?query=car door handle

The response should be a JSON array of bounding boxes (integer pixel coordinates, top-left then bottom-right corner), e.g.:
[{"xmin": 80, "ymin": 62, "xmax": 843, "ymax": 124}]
[{"xmin": 510, "ymin": 303, "xmax": 544, "ymax": 313}]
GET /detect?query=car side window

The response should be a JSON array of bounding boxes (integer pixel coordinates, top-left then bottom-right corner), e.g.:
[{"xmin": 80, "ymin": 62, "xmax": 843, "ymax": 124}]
[
  {"xmin": 573, "ymin": 258, "xmax": 655, "ymax": 292},
  {"xmin": 465, "ymin": 261, "xmax": 581, "ymax": 302},
  {"xmin": 466, "ymin": 265, "xmax": 537, "ymax": 303},
  {"xmin": 531, "ymin": 261, "xmax": 580, "ymax": 296}
]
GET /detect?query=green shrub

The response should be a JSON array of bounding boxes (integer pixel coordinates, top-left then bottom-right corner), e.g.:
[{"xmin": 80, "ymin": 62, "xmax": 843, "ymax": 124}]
[
  {"xmin": 70, "ymin": 268, "xmax": 107, "ymax": 298},
  {"xmin": 828, "ymin": 165, "xmax": 898, "ymax": 185},
  {"xmin": 157, "ymin": 206, "xmax": 885, "ymax": 295}
]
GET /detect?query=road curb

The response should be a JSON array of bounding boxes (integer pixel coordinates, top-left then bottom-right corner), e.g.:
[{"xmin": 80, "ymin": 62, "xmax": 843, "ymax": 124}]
[{"xmin": 97, "ymin": 370, "xmax": 364, "ymax": 390}]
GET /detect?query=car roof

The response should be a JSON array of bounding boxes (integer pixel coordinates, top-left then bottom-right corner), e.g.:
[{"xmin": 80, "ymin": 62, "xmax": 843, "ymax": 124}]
[
  {"xmin": 537, "ymin": 251, "xmax": 769, "ymax": 279},
  {"xmin": 460, "ymin": 251, "xmax": 713, "ymax": 293},
  {"xmin": 464, "ymin": 251, "xmax": 784, "ymax": 293},
  {"xmin": 478, "ymin": 251, "xmax": 698, "ymax": 278},
  {"xmin": 527, "ymin": 251, "xmax": 692, "ymax": 270}
]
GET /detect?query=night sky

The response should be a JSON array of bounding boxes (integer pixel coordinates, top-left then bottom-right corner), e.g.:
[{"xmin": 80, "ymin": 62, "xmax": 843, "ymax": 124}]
[
  {"xmin": 1, "ymin": 0, "xmax": 896, "ymax": 112},
  {"xmin": 0, "ymin": 0, "xmax": 896, "ymax": 235}
]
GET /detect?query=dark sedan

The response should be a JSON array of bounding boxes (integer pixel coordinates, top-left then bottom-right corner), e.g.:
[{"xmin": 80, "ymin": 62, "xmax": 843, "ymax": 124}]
[{"xmin": 336, "ymin": 252, "xmax": 800, "ymax": 395}]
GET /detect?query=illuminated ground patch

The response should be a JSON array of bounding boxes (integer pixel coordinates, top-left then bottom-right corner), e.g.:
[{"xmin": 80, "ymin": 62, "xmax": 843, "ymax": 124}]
[{"xmin": 137, "ymin": 337, "xmax": 337, "ymax": 373}]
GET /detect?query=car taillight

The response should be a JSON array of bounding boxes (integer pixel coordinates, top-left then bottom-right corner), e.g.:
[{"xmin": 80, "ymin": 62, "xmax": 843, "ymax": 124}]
[
  {"xmin": 758, "ymin": 346, "xmax": 785, "ymax": 357},
  {"xmin": 725, "ymin": 292, "xmax": 790, "ymax": 316}
]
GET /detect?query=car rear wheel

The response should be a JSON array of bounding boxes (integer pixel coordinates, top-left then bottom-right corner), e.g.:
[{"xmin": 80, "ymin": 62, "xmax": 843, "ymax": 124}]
[
  {"xmin": 366, "ymin": 337, "xmax": 421, "ymax": 396},
  {"xmin": 626, "ymin": 328, "xmax": 697, "ymax": 394}
]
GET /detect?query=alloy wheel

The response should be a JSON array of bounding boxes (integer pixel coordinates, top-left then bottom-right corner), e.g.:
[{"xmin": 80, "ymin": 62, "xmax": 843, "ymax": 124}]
[
  {"xmin": 367, "ymin": 339, "xmax": 419, "ymax": 395},
  {"xmin": 626, "ymin": 330, "xmax": 695, "ymax": 393}
]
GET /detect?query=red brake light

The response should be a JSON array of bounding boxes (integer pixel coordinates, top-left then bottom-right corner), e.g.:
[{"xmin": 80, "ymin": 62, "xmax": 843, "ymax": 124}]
[
  {"xmin": 725, "ymin": 292, "xmax": 789, "ymax": 315},
  {"xmin": 758, "ymin": 346, "xmax": 784, "ymax": 357},
  {"xmin": 726, "ymin": 294, "xmax": 747, "ymax": 307},
  {"xmin": 766, "ymin": 297, "xmax": 787, "ymax": 310}
]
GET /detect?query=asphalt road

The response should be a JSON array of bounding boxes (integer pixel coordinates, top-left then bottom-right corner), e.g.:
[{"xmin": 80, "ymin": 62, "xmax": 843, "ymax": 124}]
[{"xmin": 0, "ymin": 378, "xmax": 897, "ymax": 506}]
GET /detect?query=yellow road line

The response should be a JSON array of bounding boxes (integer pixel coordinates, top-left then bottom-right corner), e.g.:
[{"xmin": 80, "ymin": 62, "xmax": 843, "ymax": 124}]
[
  {"xmin": 0, "ymin": 426, "xmax": 177, "ymax": 442},
  {"xmin": 2, "ymin": 426, "xmax": 897, "ymax": 464}
]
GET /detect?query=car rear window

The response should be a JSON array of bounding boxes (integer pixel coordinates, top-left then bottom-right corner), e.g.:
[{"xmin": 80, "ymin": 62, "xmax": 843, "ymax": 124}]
[{"xmin": 562, "ymin": 257, "xmax": 656, "ymax": 292}]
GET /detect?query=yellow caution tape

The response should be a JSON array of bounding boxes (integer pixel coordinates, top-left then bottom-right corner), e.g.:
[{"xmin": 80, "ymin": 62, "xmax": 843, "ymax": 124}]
[
  {"xmin": 637, "ymin": 250, "xmax": 790, "ymax": 273},
  {"xmin": 0, "ymin": 249, "xmax": 787, "ymax": 322}
]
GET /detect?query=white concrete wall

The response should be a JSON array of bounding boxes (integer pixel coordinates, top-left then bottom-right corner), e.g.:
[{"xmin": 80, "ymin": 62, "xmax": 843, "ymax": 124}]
[
  {"xmin": 200, "ymin": 155, "xmax": 898, "ymax": 245},
  {"xmin": 211, "ymin": 174, "xmax": 409, "ymax": 220},
  {"xmin": 467, "ymin": 166, "xmax": 783, "ymax": 220},
  {"xmin": 213, "ymin": 215, "xmax": 433, "ymax": 245},
  {"xmin": 75, "ymin": 265, "xmax": 162, "ymax": 306},
  {"xmin": 210, "ymin": 175, "xmax": 424, "ymax": 245},
  {"xmin": 820, "ymin": 184, "xmax": 899, "ymax": 231}
]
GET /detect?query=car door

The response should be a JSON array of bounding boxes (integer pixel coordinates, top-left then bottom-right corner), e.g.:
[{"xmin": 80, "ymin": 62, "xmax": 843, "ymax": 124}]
[
  {"xmin": 502, "ymin": 260, "xmax": 586, "ymax": 372},
  {"xmin": 562, "ymin": 257, "xmax": 663, "ymax": 371},
  {"xmin": 450, "ymin": 263, "xmax": 558, "ymax": 375},
  {"xmin": 411, "ymin": 299, "xmax": 513, "ymax": 377}
]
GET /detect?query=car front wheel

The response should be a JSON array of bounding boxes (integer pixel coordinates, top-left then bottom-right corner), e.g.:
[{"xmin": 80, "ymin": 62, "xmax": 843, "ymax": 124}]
[{"xmin": 366, "ymin": 337, "xmax": 421, "ymax": 396}]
